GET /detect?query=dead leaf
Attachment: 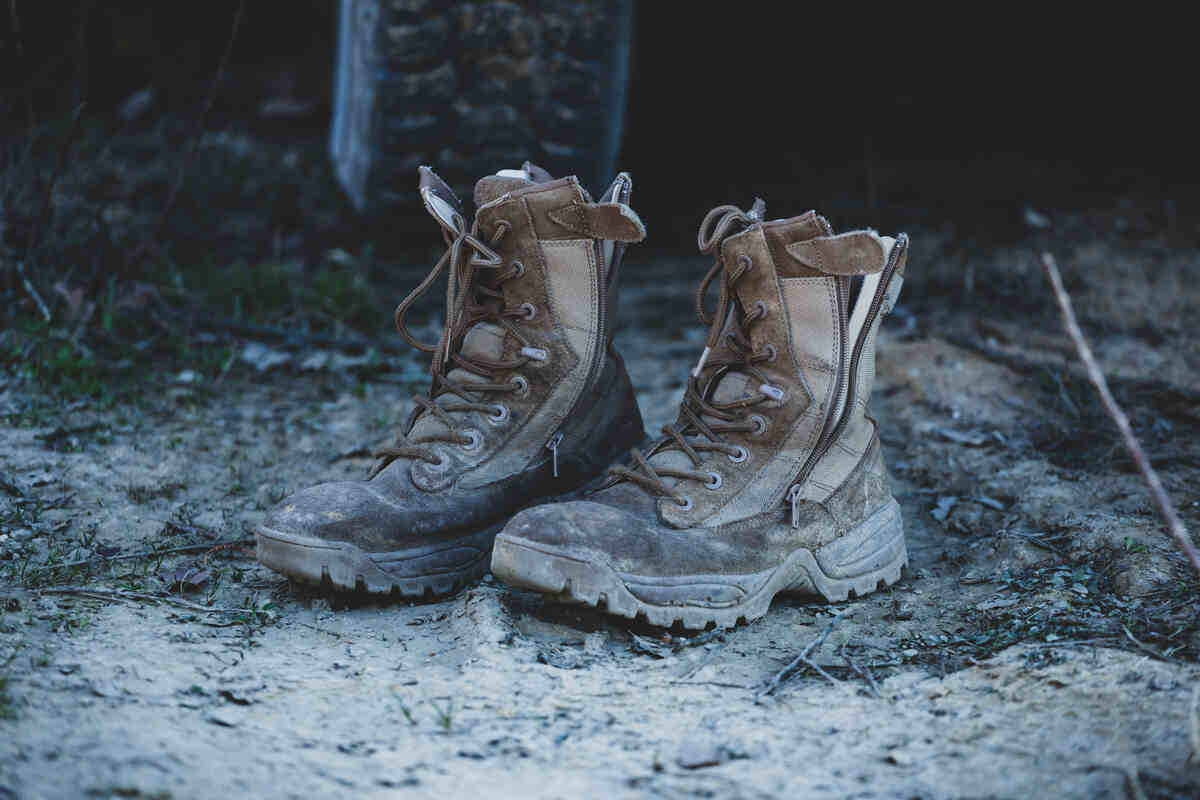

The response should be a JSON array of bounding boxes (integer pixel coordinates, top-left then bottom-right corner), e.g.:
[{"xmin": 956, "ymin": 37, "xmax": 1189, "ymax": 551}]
[
  {"xmin": 931, "ymin": 495, "xmax": 958, "ymax": 522},
  {"xmin": 159, "ymin": 567, "xmax": 211, "ymax": 592}
]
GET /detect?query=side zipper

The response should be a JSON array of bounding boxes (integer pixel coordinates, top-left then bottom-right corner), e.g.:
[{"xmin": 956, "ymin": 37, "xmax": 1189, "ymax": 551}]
[
  {"xmin": 787, "ymin": 484, "xmax": 802, "ymax": 528},
  {"xmin": 785, "ymin": 235, "xmax": 908, "ymax": 528},
  {"xmin": 546, "ymin": 431, "xmax": 564, "ymax": 478}
]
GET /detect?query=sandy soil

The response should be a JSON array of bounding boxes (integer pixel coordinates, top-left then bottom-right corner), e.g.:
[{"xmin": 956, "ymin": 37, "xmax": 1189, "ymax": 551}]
[{"xmin": 3, "ymin": 238, "xmax": 1199, "ymax": 799}]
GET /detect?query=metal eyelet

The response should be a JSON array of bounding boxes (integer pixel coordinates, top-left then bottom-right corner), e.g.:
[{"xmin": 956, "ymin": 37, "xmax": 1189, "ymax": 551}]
[
  {"xmin": 764, "ymin": 343, "xmax": 777, "ymax": 362},
  {"xmin": 488, "ymin": 404, "xmax": 509, "ymax": 425},
  {"xmin": 426, "ymin": 448, "xmax": 450, "ymax": 473},
  {"xmin": 460, "ymin": 429, "xmax": 483, "ymax": 451},
  {"xmin": 753, "ymin": 299, "xmax": 768, "ymax": 319},
  {"xmin": 511, "ymin": 260, "xmax": 525, "ymax": 278},
  {"xmin": 727, "ymin": 446, "xmax": 749, "ymax": 464},
  {"xmin": 519, "ymin": 302, "xmax": 536, "ymax": 320},
  {"xmin": 674, "ymin": 495, "xmax": 694, "ymax": 511},
  {"xmin": 705, "ymin": 472, "xmax": 723, "ymax": 490},
  {"xmin": 510, "ymin": 375, "xmax": 530, "ymax": 396},
  {"xmin": 749, "ymin": 414, "xmax": 767, "ymax": 435},
  {"xmin": 737, "ymin": 254, "xmax": 752, "ymax": 270}
]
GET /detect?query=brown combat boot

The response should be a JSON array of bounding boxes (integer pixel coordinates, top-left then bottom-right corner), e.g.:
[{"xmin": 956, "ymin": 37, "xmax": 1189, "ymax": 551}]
[
  {"xmin": 257, "ymin": 164, "xmax": 647, "ymax": 597},
  {"xmin": 492, "ymin": 201, "xmax": 909, "ymax": 628}
]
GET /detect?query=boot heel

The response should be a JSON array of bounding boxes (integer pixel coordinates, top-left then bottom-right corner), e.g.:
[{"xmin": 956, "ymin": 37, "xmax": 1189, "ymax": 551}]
[{"xmin": 785, "ymin": 499, "xmax": 907, "ymax": 601}]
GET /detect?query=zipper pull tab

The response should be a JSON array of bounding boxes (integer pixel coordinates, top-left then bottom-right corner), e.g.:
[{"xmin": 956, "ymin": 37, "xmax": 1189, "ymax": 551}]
[
  {"xmin": 546, "ymin": 432, "xmax": 564, "ymax": 478},
  {"xmin": 787, "ymin": 484, "xmax": 802, "ymax": 528}
]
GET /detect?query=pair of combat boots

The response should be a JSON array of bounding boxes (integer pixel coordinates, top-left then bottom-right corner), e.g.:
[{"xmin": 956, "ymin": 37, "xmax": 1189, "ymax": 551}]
[{"xmin": 256, "ymin": 164, "xmax": 909, "ymax": 629}]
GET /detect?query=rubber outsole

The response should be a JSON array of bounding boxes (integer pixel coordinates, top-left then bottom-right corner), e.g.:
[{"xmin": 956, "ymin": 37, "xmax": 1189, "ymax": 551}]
[
  {"xmin": 490, "ymin": 499, "xmax": 907, "ymax": 629},
  {"xmin": 256, "ymin": 522, "xmax": 500, "ymax": 600}
]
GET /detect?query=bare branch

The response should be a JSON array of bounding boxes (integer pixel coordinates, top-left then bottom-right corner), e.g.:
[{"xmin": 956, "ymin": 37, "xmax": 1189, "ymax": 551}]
[
  {"xmin": 757, "ymin": 608, "xmax": 846, "ymax": 700},
  {"xmin": 17, "ymin": 261, "xmax": 50, "ymax": 322},
  {"xmin": 27, "ymin": 538, "xmax": 255, "ymax": 574},
  {"xmin": 1042, "ymin": 253, "xmax": 1200, "ymax": 578},
  {"xmin": 39, "ymin": 586, "xmax": 259, "ymax": 616}
]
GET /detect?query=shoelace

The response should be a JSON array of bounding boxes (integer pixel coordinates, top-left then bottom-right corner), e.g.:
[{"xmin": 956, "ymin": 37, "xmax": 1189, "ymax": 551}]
[
  {"xmin": 606, "ymin": 200, "xmax": 782, "ymax": 506},
  {"xmin": 370, "ymin": 209, "xmax": 539, "ymax": 477}
]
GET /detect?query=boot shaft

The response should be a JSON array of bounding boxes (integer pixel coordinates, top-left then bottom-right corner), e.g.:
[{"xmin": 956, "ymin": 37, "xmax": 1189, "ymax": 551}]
[
  {"xmin": 660, "ymin": 210, "xmax": 907, "ymax": 528},
  {"xmin": 400, "ymin": 166, "xmax": 645, "ymax": 493}
]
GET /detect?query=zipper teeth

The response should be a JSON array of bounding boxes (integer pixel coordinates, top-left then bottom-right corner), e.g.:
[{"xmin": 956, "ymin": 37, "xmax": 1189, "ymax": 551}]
[
  {"xmin": 793, "ymin": 275, "xmax": 850, "ymax": 486},
  {"xmin": 791, "ymin": 235, "xmax": 908, "ymax": 491}
]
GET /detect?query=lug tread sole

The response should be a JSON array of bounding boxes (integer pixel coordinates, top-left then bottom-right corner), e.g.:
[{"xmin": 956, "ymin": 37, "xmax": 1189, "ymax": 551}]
[
  {"xmin": 256, "ymin": 525, "xmax": 491, "ymax": 600},
  {"xmin": 491, "ymin": 501, "xmax": 907, "ymax": 630}
]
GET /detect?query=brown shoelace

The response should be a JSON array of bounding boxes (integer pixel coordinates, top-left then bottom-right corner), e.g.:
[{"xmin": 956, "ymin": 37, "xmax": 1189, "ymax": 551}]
[
  {"xmin": 606, "ymin": 201, "xmax": 783, "ymax": 506},
  {"xmin": 370, "ymin": 210, "xmax": 539, "ymax": 477}
]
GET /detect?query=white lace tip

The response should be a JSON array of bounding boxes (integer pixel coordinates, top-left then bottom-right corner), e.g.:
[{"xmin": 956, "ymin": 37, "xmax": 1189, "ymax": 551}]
[
  {"xmin": 760, "ymin": 384, "xmax": 785, "ymax": 402},
  {"xmin": 520, "ymin": 346, "xmax": 547, "ymax": 361},
  {"xmin": 691, "ymin": 346, "xmax": 712, "ymax": 378}
]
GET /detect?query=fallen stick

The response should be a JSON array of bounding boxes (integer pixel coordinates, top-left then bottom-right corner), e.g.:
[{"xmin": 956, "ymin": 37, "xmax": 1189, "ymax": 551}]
[
  {"xmin": 841, "ymin": 643, "xmax": 882, "ymax": 699},
  {"xmin": 27, "ymin": 538, "xmax": 255, "ymax": 574},
  {"xmin": 39, "ymin": 586, "xmax": 254, "ymax": 616},
  {"xmin": 1043, "ymin": 253, "xmax": 1200, "ymax": 578},
  {"xmin": 757, "ymin": 608, "xmax": 846, "ymax": 699},
  {"xmin": 17, "ymin": 261, "xmax": 51, "ymax": 322},
  {"xmin": 1190, "ymin": 683, "xmax": 1200, "ymax": 765}
]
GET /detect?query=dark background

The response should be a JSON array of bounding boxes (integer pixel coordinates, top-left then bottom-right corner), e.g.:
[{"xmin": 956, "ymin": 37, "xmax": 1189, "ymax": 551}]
[{"xmin": 4, "ymin": 1, "xmax": 1193, "ymax": 250}]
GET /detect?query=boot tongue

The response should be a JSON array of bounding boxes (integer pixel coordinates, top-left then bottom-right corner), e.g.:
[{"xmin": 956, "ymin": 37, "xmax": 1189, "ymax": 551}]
[
  {"xmin": 408, "ymin": 322, "xmax": 507, "ymax": 441},
  {"xmin": 473, "ymin": 160, "xmax": 557, "ymax": 207},
  {"xmin": 474, "ymin": 174, "xmax": 532, "ymax": 207}
]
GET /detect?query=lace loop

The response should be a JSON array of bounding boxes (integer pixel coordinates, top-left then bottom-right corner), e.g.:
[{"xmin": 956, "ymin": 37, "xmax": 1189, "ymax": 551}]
[
  {"xmin": 370, "ymin": 209, "xmax": 537, "ymax": 477},
  {"xmin": 606, "ymin": 200, "xmax": 779, "ymax": 502}
]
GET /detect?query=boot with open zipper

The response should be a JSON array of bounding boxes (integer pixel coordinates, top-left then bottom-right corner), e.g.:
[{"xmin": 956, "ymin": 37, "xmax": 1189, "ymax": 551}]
[{"xmin": 492, "ymin": 201, "xmax": 909, "ymax": 628}]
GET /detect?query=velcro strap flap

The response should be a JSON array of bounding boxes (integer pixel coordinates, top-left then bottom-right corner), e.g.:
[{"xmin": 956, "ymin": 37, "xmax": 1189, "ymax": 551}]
[
  {"xmin": 785, "ymin": 230, "xmax": 888, "ymax": 275},
  {"xmin": 548, "ymin": 201, "xmax": 647, "ymax": 243}
]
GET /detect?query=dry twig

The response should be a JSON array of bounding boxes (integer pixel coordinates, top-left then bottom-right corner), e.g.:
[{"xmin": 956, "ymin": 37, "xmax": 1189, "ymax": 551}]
[
  {"xmin": 28, "ymin": 538, "xmax": 254, "ymax": 574},
  {"xmin": 1042, "ymin": 253, "xmax": 1200, "ymax": 577},
  {"xmin": 757, "ymin": 608, "xmax": 846, "ymax": 700},
  {"xmin": 1190, "ymin": 683, "xmax": 1200, "ymax": 766},
  {"xmin": 39, "ymin": 586, "xmax": 254, "ymax": 616},
  {"xmin": 841, "ymin": 643, "xmax": 882, "ymax": 698},
  {"xmin": 17, "ymin": 261, "xmax": 51, "ymax": 322}
]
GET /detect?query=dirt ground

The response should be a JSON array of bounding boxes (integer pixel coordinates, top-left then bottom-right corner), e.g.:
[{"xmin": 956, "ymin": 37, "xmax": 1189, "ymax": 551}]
[{"xmin": 3, "ymin": 229, "xmax": 1200, "ymax": 799}]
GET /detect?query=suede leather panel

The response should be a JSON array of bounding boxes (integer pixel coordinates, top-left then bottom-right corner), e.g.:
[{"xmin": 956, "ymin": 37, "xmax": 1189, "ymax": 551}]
[{"xmin": 511, "ymin": 178, "xmax": 596, "ymax": 241}]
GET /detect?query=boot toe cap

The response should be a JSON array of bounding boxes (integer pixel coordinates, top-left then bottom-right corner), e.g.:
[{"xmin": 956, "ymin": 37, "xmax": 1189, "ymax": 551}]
[{"xmin": 500, "ymin": 500, "xmax": 664, "ymax": 567}]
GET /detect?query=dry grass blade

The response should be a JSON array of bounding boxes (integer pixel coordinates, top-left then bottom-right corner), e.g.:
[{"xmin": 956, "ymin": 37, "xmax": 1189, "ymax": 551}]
[{"xmin": 1042, "ymin": 253, "xmax": 1200, "ymax": 578}]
